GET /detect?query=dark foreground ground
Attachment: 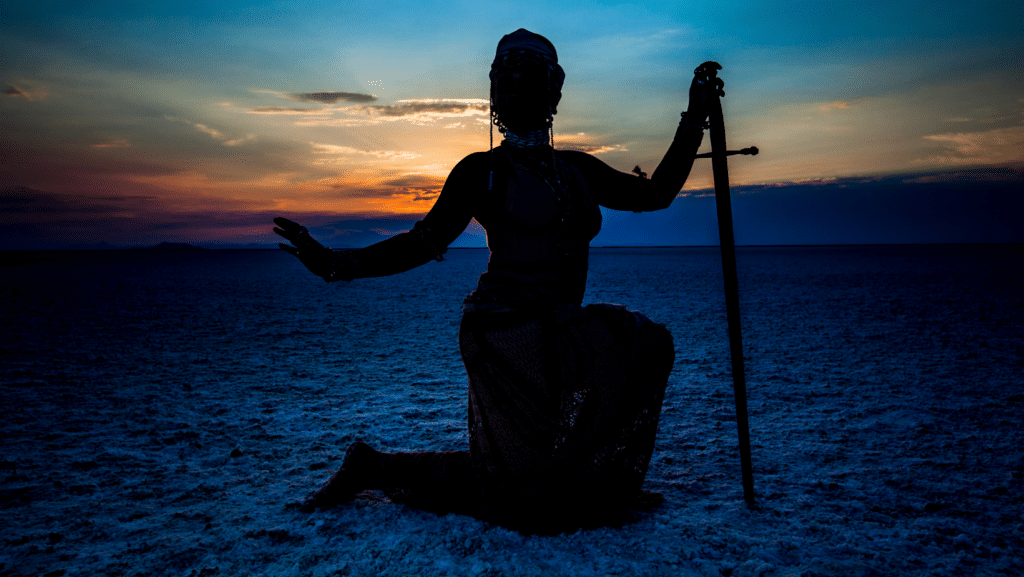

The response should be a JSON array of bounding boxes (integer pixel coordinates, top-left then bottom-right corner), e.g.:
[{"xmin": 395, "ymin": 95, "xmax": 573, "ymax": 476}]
[{"xmin": 1, "ymin": 246, "xmax": 1022, "ymax": 576}]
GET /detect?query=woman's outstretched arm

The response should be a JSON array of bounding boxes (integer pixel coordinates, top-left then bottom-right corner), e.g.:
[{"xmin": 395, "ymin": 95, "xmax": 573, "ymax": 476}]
[{"xmin": 274, "ymin": 153, "xmax": 483, "ymax": 281}]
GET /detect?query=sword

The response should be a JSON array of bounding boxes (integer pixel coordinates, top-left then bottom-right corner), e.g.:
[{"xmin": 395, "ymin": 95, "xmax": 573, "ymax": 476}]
[{"xmin": 695, "ymin": 61, "xmax": 757, "ymax": 505}]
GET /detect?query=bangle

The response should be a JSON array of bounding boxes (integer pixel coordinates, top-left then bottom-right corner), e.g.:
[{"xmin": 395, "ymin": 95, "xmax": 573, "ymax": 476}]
[
  {"xmin": 411, "ymin": 221, "xmax": 446, "ymax": 262},
  {"xmin": 679, "ymin": 111, "xmax": 707, "ymax": 133},
  {"xmin": 326, "ymin": 249, "xmax": 358, "ymax": 282}
]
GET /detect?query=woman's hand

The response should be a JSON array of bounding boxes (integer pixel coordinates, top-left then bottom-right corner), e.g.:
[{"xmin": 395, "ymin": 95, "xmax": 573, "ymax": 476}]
[
  {"xmin": 273, "ymin": 217, "xmax": 333, "ymax": 280},
  {"xmin": 687, "ymin": 61, "xmax": 725, "ymax": 122}
]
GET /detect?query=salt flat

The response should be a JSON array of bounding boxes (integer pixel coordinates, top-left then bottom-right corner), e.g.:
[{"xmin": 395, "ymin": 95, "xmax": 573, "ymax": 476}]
[{"xmin": 1, "ymin": 246, "xmax": 1021, "ymax": 576}]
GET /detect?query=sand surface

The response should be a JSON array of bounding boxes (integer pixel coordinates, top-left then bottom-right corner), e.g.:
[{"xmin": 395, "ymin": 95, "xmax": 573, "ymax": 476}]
[{"xmin": 1, "ymin": 247, "xmax": 1022, "ymax": 576}]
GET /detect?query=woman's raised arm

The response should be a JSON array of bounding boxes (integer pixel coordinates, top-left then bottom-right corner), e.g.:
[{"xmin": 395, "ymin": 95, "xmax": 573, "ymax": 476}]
[
  {"xmin": 566, "ymin": 69, "xmax": 719, "ymax": 212},
  {"xmin": 562, "ymin": 119, "xmax": 704, "ymax": 213}
]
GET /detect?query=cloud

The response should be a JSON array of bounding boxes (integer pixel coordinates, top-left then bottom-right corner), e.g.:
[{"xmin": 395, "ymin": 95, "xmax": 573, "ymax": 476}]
[
  {"xmin": 301, "ymin": 216, "xmax": 428, "ymax": 248},
  {"xmin": 295, "ymin": 99, "xmax": 489, "ymax": 126},
  {"xmin": 195, "ymin": 124, "xmax": 225, "ymax": 140},
  {"xmin": 8, "ymin": 166, "xmax": 1021, "ymax": 249},
  {"xmin": 557, "ymin": 132, "xmax": 627, "ymax": 155},
  {"xmin": 0, "ymin": 185, "xmax": 290, "ymax": 249},
  {"xmin": 163, "ymin": 115, "xmax": 192, "ymax": 125},
  {"xmin": 325, "ymin": 173, "xmax": 446, "ymax": 203},
  {"xmin": 248, "ymin": 107, "xmax": 330, "ymax": 115},
  {"xmin": 562, "ymin": 144, "xmax": 627, "ymax": 155},
  {"xmin": 292, "ymin": 92, "xmax": 377, "ymax": 104},
  {"xmin": 4, "ymin": 85, "xmax": 47, "ymax": 101},
  {"xmin": 253, "ymin": 89, "xmax": 377, "ymax": 104},
  {"xmin": 379, "ymin": 174, "xmax": 445, "ymax": 201},
  {"xmin": 223, "ymin": 134, "xmax": 257, "ymax": 147},
  {"xmin": 5, "ymin": 86, "xmax": 32, "ymax": 100},
  {"xmin": 354, "ymin": 99, "xmax": 489, "ymax": 119},
  {"xmin": 289, "ymin": 98, "xmax": 490, "ymax": 126},
  {"xmin": 369, "ymin": 228, "xmax": 405, "ymax": 236},
  {"xmin": 289, "ymin": 216, "xmax": 486, "ymax": 249},
  {"xmin": 293, "ymin": 118, "xmax": 381, "ymax": 127},
  {"xmin": 900, "ymin": 166, "xmax": 1024, "ymax": 184},
  {"xmin": 918, "ymin": 126, "xmax": 1024, "ymax": 166},
  {"xmin": 578, "ymin": 28, "xmax": 692, "ymax": 67},
  {"xmin": 614, "ymin": 167, "xmax": 1024, "ymax": 247},
  {"xmin": 818, "ymin": 101, "xmax": 850, "ymax": 111},
  {"xmin": 91, "ymin": 139, "xmax": 130, "ymax": 149},
  {"xmin": 311, "ymin": 142, "xmax": 419, "ymax": 161},
  {"xmin": 165, "ymin": 117, "xmax": 256, "ymax": 147},
  {"xmin": 1, "ymin": 186, "xmax": 152, "ymax": 215}
]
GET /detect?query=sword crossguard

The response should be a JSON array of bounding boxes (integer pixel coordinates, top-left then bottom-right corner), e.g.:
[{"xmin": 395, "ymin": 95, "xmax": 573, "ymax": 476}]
[{"xmin": 695, "ymin": 146, "xmax": 759, "ymax": 159}]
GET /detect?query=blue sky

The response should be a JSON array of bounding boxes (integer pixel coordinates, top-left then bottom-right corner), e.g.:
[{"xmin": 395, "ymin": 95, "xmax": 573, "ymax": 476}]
[{"xmin": 2, "ymin": 1, "xmax": 1021, "ymax": 248}]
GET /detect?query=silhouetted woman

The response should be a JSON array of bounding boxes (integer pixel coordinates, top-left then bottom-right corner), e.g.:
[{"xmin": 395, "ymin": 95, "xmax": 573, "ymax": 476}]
[{"xmin": 274, "ymin": 29, "xmax": 714, "ymax": 533}]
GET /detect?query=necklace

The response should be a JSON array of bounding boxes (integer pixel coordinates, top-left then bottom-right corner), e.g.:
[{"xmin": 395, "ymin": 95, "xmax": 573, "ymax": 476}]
[{"xmin": 503, "ymin": 128, "xmax": 550, "ymax": 148}]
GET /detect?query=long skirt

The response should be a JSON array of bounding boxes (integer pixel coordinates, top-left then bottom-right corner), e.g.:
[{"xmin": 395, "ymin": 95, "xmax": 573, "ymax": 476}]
[{"xmin": 379, "ymin": 303, "xmax": 674, "ymax": 533}]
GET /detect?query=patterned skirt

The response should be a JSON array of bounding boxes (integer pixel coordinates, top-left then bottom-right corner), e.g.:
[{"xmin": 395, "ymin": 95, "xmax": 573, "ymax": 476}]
[{"xmin": 383, "ymin": 303, "xmax": 674, "ymax": 533}]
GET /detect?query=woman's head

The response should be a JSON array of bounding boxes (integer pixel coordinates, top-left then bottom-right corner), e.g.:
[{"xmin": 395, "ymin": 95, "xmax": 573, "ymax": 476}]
[{"xmin": 490, "ymin": 29, "xmax": 564, "ymax": 133}]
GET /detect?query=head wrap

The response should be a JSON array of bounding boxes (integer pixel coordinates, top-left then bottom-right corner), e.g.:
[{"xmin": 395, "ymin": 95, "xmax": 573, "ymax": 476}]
[
  {"xmin": 494, "ymin": 28, "xmax": 558, "ymax": 63},
  {"xmin": 490, "ymin": 29, "xmax": 565, "ymax": 93}
]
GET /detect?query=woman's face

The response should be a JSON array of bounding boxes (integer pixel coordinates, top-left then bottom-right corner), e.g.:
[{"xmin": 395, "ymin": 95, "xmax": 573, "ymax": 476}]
[{"xmin": 492, "ymin": 58, "xmax": 555, "ymax": 132}]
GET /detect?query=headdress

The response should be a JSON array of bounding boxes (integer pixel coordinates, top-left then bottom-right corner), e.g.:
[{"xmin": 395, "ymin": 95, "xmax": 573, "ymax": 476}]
[{"xmin": 489, "ymin": 29, "xmax": 564, "ymax": 123}]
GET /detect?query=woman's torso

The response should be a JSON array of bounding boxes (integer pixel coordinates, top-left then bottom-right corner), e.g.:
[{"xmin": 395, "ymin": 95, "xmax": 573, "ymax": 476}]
[{"xmin": 465, "ymin": 145, "xmax": 602, "ymax": 311}]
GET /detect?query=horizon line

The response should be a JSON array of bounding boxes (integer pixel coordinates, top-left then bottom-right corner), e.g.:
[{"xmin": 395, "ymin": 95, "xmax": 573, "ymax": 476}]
[{"xmin": 3, "ymin": 241, "xmax": 1021, "ymax": 253}]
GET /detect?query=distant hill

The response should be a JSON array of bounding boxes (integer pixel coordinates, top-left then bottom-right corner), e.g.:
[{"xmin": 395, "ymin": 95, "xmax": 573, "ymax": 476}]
[{"xmin": 142, "ymin": 242, "xmax": 208, "ymax": 251}]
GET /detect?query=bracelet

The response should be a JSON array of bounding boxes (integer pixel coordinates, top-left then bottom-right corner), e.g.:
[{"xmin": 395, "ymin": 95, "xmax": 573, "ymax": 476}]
[
  {"xmin": 679, "ymin": 111, "xmax": 708, "ymax": 133},
  {"xmin": 325, "ymin": 249, "xmax": 358, "ymax": 282},
  {"xmin": 411, "ymin": 221, "xmax": 446, "ymax": 262}
]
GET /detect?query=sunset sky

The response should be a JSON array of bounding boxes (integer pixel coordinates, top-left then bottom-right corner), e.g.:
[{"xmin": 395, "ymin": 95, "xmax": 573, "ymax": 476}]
[{"xmin": 2, "ymin": 0, "xmax": 1022, "ymax": 249}]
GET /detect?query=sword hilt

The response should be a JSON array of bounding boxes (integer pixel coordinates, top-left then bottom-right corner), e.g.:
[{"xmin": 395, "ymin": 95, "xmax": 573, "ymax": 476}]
[{"xmin": 694, "ymin": 61, "xmax": 725, "ymax": 97}]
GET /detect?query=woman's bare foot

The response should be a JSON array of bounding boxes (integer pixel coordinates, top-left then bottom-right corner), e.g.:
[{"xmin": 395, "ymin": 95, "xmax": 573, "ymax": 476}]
[{"xmin": 300, "ymin": 441, "xmax": 379, "ymax": 511}]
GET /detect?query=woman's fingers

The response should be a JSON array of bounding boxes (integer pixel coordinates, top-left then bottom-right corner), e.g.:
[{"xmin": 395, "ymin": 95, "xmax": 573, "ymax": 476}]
[
  {"xmin": 278, "ymin": 243, "xmax": 299, "ymax": 256},
  {"xmin": 273, "ymin": 217, "xmax": 303, "ymax": 240}
]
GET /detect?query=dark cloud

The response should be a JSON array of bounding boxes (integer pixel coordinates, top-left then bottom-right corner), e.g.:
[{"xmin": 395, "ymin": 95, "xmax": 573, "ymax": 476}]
[
  {"xmin": 291, "ymin": 92, "xmax": 377, "ymax": 104},
  {"xmin": 325, "ymin": 174, "xmax": 445, "ymax": 202},
  {"xmin": 6, "ymin": 166, "xmax": 1021, "ymax": 249},
  {"xmin": 0, "ymin": 186, "xmax": 157, "ymax": 249},
  {"xmin": 4, "ymin": 86, "xmax": 32, "ymax": 100},
  {"xmin": 249, "ymin": 107, "xmax": 324, "ymax": 114},
  {"xmin": 597, "ymin": 166, "xmax": 1024, "ymax": 247},
  {"xmin": 291, "ymin": 215, "xmax": 485, "ymax": 248},
  {"xmin": 0, "ymin": 186, "xmax": 153, "ymax": 216},
  {"xmin": 0, "ymin": 185, "xmax": 285, "ymax": 249},
  {"xmin": 323, "ymin": 174, "xmax": 444, "ymax": 204},
  {"xmin": 312, "ymin": 216, "xmax": 422, "ymax": 247},
  {"xmin": 380, "ymin": 175, "xmax": 445, "ymax": 188},
  {"xmin": 0, "ymin": 183, "xmax": 449, "ymax": 249},
  {"xmin": 356, "ymin": 101, "xmax": 488, "ymax": 117},
  {"xmin": 0, "ymin": 144, "xmax": 181, "ymax": 193},
  {"xmin": 383, "ymin": 175, "xmax": 444, "ymax": 202}
]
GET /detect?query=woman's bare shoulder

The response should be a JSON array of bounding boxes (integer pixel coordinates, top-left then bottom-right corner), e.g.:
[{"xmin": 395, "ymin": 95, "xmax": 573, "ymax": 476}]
[
  {"xmin": 452, "ymin": 151, "xmax": 493, "ymax": 173},
  {"xmin": 557, "ymin": 149, "xmax": 614, "ymax": 174}
]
